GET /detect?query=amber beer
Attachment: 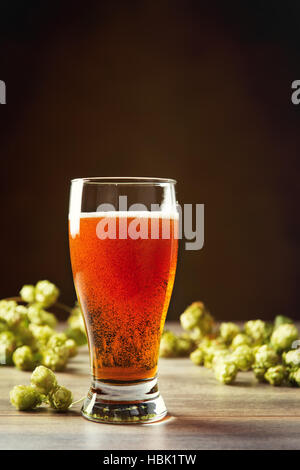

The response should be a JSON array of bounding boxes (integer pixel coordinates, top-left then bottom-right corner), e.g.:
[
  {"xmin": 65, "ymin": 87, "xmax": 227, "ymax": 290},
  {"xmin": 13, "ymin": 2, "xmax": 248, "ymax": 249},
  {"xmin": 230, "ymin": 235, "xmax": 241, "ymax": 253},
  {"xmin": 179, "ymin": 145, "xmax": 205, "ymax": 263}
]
[{"xmin": 69, "ymin": 212, "xmax": 178, "ymax": 382}]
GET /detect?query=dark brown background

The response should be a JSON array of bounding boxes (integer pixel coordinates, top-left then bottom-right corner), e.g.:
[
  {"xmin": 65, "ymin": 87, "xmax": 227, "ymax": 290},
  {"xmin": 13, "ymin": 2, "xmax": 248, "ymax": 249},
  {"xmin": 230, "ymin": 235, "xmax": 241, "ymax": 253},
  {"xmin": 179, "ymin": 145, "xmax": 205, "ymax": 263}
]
[{"xmin": 0, "ymin": 1, "xmax": 299, "ymax": 321}]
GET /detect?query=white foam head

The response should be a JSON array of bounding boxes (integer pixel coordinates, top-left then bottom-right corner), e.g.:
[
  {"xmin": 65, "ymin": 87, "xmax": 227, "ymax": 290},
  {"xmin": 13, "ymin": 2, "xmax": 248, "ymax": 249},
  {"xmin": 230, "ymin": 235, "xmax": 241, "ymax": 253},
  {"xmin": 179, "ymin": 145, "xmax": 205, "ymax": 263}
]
[{"xmin": 69, "ymin": 211, "xmax": 179, "ymax": 238}]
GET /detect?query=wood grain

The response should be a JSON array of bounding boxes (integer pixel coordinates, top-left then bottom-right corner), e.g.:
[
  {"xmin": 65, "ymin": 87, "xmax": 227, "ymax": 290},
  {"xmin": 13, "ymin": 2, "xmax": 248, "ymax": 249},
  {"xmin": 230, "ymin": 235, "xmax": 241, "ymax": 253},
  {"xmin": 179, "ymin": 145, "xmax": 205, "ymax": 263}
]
[{"xmin": 1, "ymin": 323, "xmax": 299, "ymax": 450}]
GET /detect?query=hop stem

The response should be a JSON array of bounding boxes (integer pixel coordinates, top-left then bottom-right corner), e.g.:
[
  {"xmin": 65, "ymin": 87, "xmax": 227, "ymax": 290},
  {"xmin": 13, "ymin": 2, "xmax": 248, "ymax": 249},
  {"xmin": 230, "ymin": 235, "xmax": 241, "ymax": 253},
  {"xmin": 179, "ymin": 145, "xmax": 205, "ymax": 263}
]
[
  {"xmin": 54, "ymin": 302, "xmax": 73, "ymax": 314},
  {"xmin": 70, "ymin": 397, "xmax": 85, "ymax": 408}
]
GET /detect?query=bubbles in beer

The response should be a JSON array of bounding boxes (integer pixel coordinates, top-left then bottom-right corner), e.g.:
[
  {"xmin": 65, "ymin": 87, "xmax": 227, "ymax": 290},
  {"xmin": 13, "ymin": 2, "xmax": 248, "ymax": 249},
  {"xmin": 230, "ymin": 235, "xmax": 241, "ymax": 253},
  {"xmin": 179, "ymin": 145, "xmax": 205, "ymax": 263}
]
[{"xmin": 69, "ymin": 213, "xmax": 178, "ymax": 382}]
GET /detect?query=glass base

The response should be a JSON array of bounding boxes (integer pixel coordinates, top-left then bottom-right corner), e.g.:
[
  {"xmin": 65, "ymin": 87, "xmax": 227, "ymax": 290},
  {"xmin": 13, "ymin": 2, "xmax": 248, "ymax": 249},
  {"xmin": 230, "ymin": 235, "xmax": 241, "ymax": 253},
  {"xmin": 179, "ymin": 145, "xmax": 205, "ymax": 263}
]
[{"xmin": 81, "ymin": 376, "xmax": 167, "ymax": 424}]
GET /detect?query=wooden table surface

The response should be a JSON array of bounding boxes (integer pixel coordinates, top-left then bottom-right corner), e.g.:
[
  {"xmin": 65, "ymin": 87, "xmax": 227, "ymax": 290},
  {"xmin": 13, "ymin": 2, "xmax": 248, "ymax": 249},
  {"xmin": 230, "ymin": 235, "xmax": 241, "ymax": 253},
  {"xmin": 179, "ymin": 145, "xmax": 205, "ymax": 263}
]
[{"xmin": 1, "ymin": 323, "xmax": 300, "ymax": 450}]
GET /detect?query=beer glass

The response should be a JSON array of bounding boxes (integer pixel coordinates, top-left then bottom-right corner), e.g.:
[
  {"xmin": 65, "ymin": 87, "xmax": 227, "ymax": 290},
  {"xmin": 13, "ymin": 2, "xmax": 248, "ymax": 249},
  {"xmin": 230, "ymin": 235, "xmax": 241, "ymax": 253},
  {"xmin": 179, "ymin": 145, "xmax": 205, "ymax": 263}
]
[{"xmin": 69, "ymin": 177, "xmax": 178, "ymax": 423}]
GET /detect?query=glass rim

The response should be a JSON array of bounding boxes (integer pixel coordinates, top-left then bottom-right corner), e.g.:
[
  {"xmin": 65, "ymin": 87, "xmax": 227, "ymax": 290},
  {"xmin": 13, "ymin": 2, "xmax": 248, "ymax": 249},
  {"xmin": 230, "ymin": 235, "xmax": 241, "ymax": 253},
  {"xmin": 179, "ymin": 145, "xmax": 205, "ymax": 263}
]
[{"xmin": 71, "ymin": 176, "xmax": 177, "ymax": 185}]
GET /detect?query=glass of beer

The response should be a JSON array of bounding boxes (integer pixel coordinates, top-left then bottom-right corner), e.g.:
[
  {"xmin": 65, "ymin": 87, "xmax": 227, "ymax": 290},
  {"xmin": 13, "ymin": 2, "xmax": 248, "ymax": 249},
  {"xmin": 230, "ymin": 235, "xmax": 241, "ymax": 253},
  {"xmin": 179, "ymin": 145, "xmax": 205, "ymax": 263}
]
[{"xmin": 68, "ymin": 177, "xmax": 178, "ymax": 423}]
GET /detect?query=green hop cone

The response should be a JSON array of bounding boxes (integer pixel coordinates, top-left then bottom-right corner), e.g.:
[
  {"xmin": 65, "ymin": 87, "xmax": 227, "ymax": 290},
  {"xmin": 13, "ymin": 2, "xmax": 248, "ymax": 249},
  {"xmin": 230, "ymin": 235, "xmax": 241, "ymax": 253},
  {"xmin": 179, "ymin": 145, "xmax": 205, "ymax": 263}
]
[
  {"xmin": 47, "ymin": 333, "xmax": 67, "ymax": 349},
  {"xmin": 159, "ymin": 331, "xmax": 179, "ymax": 358},
  {"xmin": 12, "ymin": 345, "xmax": 38, "ymax": 371},
  {"xmin": 27, "ymin": 304, "xmax": 57, "ymax": 329},
  {"xmin": 283, "ymin": 349, "xmax": 300, "ymax": 370},
  {"xmin": 253, "ymin": 366, "xmax": 267, "ymax": 382},
  {"xmin": 65, "ymin": 304, "xmax": 87, "ymax": 346},
  {"xmin": 231, "ymin": 333, "xmax": 252, "ymax": 349},
  {"xmin": 211, "ymin": 350, "xmax": 231, "ymax": 370},
  {"xmin": 289, "ymin": 368, "xmax": 300, "ymax": 387},
  {"xmin": 0, "ymin": 301, "xmax": 25, "ymax": 329},
  {"xmin": 0, "ymin": 330, "xmax": 16, "ymax": 347},
  {"xmin": 15, "ymin": 305, "xmax": 28, "ymax": 318},
  {"xmin": 197, "ymin": 337, "xmax": 212, "ymax": 349},
  {"xmin": 231, "ymin": 345, "xmax": 254, "ymax": 371},
  {"xmin": 49, "ymin": 386, "xmax": 73, "ymax": 411},
  {"xmin": 202, "ymin": 342, "xmax": 227, "ymax": 369},
  {"xmin": 210, "ymin": 337, "xmax": 227, "ymax": 348},
  {"xmin": 0, "ymin": 300, "xmax": 16, "ymax": 318},
  {"xmin": 34, "ymin": 280, "xmax": 59, "ymax": 308},
  {"xmin": 176, "ymin": 334, "xmax": 195, "ymax": 357},
  {"xmin": 254, "ymin": 345, "xmax": 280, "ymax": 369},
  {"xmin": 29, "ymin": 324, "xmax": 55, "ymax": 346},
  {"xmin": 214, "ymin": 358, "xmax": 238, "ymax": 385},
  {"xmin": 14, "ymin": 322, "xmax": 37, "ymax": 350},
  {"xmin": 10, "ymin": 385, "xmax": 43, "ymax": 411},
  {"xmin": 252, "ymin": 345, "xmax": 262, "ymax": 355},
  {"xmin": 19, "ymin": 285, "xmax": 36, "ymax": 303},
  {"xmin": 0, "ymin": 299, "xmax": 17, "ymax": 312},
  {"xmin": 31, "ymin": 365, "xmax": 58, "ymax": 395},
  {"xmin": 187, "ymin": 327, "xmax": 210, "ymax": 344},
  {"xmin": 264, "ymin": 365, "xmax": 287, "ymax": 386},
  {"xmin": 0, "ymin": 331, "xmax": 16, "ymax": 365},
  {"xmin": 47, "ymin": 333, "xmax": 77, "ymax": 358},
  {"xmin": 271, "ymin": 324, "xmax": 299, "ymax": 353},
  {"xmin": 252, "ymin": 345, "xmax": 280, "ymax": 382},
  {"xmin": 219, "ymin": 322, "xmax": 240, "ymax": 344},
  {"xmin": 180, "ymin": 302, "xmax": 214, "ymax": 336},
  {"xmin": 190, "ymin": 348, "xmax": 204, "ymax": 366},
  {"xmin": 70, "ymin": 302, "xmax": 82, "ymax": 317},
  {"xmin": 64, "ymin": 326, "xmax": 87, "ymax": 346},
  {"xmin": 65, "ymin": 339, "xmax": 78, "ymax": 358},
  {"xmin": 274, "ymin": 315, "xmax": 293, "ymax": 329},
  {"xmin": 244, "ymin": 320, "xmax": 271, "ymax": 345},
  {"xmin": 41, "ymin": 347, "xmax": 69, "ymax": 371}
]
